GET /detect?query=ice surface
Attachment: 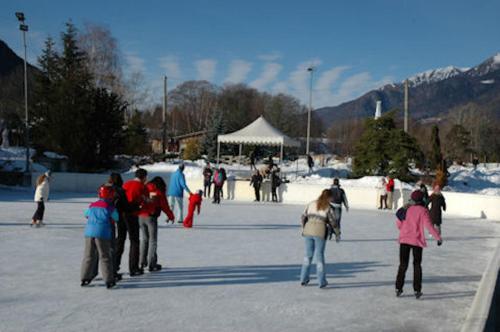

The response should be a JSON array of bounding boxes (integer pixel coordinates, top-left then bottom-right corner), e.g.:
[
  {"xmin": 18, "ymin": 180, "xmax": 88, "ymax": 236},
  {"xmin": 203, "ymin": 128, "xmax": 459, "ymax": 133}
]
[{"xmin": 0, "ymin": 189, "xmax": 499, "ymax": 332}]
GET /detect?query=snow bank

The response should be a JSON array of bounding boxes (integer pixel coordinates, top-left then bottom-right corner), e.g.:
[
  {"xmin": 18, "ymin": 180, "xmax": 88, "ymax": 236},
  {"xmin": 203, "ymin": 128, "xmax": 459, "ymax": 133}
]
[{"xmin": 445, "ymin": 165, "xmax": 500, "ymax": 196}]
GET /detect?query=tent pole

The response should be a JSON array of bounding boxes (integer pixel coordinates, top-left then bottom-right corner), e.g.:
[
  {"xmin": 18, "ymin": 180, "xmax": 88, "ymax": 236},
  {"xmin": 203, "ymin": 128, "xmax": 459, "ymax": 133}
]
[
  {"xmin": 217, "ymin": 140, "xmax": 220, "ymax": 166},
  {"xmin": 238, "ymin": 144, "xmax": 242, "ymax": 170}
]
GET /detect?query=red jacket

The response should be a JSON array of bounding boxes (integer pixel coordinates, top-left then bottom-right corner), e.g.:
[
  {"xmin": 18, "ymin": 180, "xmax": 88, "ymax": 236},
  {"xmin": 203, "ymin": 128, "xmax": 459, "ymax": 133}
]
[
  {"xmin": 139, "ymin": 182, "xmax": 174, "ymax": 220},
  {"xmin": 396, "ymin": 205, "xmax": 441, "ymax": 248},
  {"xmin": 123, "ymin": 179, "xmax": 148, "ymax": 216},
  {"xmin": 386, "ymin": 178, "xmax": 395, "ymax": 192}
]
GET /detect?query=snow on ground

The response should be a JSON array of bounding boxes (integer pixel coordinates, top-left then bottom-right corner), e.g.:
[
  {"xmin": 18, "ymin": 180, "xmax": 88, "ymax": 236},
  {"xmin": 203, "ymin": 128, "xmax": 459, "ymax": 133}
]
[
  {"xmin": 445, "ymin": 164, "xmax": 500, "ymax": 196},
  {"xmin": 0, "ymin": 189, "xmax": 499, "ymax": 332},
  {"xmin": 0, "ymin": 147, "xmax": 46, "ymax": 172}
]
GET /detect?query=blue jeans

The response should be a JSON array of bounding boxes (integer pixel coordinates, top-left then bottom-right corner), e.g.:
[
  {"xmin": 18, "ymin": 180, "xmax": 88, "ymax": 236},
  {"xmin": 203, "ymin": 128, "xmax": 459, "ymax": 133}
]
[
  {"xmin": 300, "ymin": 236, "xmax": 327, "ymax": 287},
  {"xmin": 168, "ymin": 196, "xmax": 184, "ymax": 222}
]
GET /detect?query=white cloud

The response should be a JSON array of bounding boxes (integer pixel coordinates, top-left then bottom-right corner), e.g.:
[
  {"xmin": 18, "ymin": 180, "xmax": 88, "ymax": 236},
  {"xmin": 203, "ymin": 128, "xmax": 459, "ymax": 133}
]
[
  {"xmin": 159, "ymin": 55, "xmax": 181, "ymax": 79},
  {"xmin": 225, "ymin": 59, "xmax": 253, "ymax": 83},
  {"xmin": 257, "ymin": 52, "xmax": 282, "ymax": 62},
  {"xmin": 313, "ymin": 72, "xmax": 395, "ymax": 108},
  {"xmin": 288, "ymin": 58, "xmax": 322, "ymax": 99},
  {"xmin": 125, "ymin": 52, "xmax": 146, "ymax": 73},
  {"xmin": 195, "ymin": 59, "xmax": 217, "ymax": 81},
  {"xmin": 271, "ymin": 81, "xmax": 288, "ymax": 94},
  {"xmin": 250, "ymin": 62, "xmax": 283, "ymax": 89}
]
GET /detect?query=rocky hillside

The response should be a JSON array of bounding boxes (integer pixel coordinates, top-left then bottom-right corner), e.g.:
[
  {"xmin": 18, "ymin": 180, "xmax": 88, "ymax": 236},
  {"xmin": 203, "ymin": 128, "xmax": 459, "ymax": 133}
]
[
  {"xmin": 315, "ymin": 53, "xmax": 500, "ymax": 127},
  {"xmin": 0, "ymin": 39, "xmax": 40, "ymax": 122}
]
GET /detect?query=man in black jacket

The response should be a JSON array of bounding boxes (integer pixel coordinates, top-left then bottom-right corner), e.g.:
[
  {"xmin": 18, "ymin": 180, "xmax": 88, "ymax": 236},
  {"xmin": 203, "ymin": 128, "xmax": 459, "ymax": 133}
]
[
  {"xmin": 249, "ymin": 170, "xmax": 263, "ymax": 202},
  {"xmin": 330, "ymin": 178, "xmax": 349, "ymax": 237}
]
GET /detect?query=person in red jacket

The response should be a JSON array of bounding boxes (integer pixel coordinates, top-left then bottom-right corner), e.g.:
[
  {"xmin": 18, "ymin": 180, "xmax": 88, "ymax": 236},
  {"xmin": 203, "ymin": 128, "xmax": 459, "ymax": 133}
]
[
  {"xmin": 183, "ymin": 190, "xmax": 203, "ymax": 228},
  {"xmin": 118, "ymin": 168, "xmax": 148, "ymax": 276},
  {"xmin": 395, "ymin": 190, "xmax": 442, "ymax": 299},
  {"xmin": 139, "ymin": 176, "xmax": 174, "ymax": 272},
  {"xmin": 386, "ymin": 176, "xmax": 395, "ymax": 210}
]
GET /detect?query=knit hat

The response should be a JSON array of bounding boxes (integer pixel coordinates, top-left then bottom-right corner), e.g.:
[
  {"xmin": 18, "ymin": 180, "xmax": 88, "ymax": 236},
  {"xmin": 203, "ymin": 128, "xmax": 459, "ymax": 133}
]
[{"xmin": 410, "ymin": 190, "xmax": 424, "ymax": 203}]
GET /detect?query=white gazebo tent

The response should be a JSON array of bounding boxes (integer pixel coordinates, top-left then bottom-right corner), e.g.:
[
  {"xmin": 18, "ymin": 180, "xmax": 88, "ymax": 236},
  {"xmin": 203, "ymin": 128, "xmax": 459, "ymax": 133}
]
[{"xmin": 217, "ymin": 116, "xmax": 300, "ymax": 165}]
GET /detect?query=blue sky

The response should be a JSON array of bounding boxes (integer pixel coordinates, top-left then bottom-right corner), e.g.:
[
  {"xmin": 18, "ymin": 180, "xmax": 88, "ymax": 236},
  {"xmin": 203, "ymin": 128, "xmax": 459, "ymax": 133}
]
[{"xmin": 1, "ymin": 0, "xmax": 499, "ymax": 108}]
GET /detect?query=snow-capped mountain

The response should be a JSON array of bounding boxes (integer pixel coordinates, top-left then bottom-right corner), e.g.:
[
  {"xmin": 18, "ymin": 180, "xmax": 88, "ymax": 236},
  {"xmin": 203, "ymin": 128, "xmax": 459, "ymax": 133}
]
[
  {"xmin": 314, "ymin": 52, "xmax": 500, "ymax": 128},
  {"xmin": 405, "ymin": 66, "xmax": 468, "ymax": 87}
]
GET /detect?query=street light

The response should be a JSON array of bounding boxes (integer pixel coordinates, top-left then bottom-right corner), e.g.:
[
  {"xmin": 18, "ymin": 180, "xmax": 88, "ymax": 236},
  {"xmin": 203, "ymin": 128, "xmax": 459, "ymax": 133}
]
[
  {"xmin": 15, "ymin": 11, "xmax": 30, "ymax": 183},
  {"xmin": 306, "ymin": 66, "xmax": 314, "ymax": 155}
]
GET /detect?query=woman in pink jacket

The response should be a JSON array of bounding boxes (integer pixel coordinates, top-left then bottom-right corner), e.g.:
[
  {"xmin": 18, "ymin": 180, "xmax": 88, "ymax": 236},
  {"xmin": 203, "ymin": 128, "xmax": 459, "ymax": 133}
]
[{"xmin": 395, "ymin": 190, "xmax": 442, "ymax": 299}]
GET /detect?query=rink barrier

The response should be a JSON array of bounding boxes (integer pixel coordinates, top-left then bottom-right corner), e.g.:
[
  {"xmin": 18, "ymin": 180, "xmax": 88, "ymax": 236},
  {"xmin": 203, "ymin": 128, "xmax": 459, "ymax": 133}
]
[
  {"xmin": 32, "ymin": 172, "xmax": 500, "ymax": 221},
  {"xmin": 460, "ymin": 241, "xmax": 500, "ymax": 332}
]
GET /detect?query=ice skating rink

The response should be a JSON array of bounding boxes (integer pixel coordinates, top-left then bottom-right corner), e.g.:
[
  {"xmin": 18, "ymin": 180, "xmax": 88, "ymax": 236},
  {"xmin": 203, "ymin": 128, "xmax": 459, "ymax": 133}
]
[{"xmin": 0, "ymin": 189, "xmax": 499, "ymax": 332}]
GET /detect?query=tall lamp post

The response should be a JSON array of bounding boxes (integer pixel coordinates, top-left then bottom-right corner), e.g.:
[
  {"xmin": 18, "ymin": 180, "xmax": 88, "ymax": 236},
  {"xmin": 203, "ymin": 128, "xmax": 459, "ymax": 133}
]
[
  {"xmin": 15, "ymin": 12, "xmax": 30, "ymax": 184},
  {"xmin": 306, "ymin": 66, "xmax": 314, "ymax": 155}
]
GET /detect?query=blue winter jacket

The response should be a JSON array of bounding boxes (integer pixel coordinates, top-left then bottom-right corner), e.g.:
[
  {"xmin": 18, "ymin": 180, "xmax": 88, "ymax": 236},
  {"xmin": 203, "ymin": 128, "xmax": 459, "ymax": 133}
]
[
  {"xmin": 168, "ymin": 169, "xmax": 190, "ymax": 197},
  {"xmin": 84, "ymin": 199, "xmax": 119, "ymax": 240}
]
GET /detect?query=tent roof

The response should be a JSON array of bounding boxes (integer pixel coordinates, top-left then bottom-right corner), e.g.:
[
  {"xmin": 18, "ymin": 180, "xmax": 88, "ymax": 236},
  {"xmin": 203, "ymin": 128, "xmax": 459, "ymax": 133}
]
[{"xmin": 217, "ymin": 116, "xmax": 300, "ymax": 147}]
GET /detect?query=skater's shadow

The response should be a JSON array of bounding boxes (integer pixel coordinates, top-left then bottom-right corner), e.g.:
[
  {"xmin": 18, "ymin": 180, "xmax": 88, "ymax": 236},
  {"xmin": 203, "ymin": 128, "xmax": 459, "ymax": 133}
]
[
  {"xmin": 118, "ymin": 261, "xmax": 387, "ymax": 289},
  {"xmin": 191, "ymin": 223, "xmax": 300, "ymax": 230}
]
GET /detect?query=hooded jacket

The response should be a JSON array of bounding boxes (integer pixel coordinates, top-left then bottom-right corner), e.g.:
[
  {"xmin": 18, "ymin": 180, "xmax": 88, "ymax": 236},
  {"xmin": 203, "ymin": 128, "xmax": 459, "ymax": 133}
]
[{"xmin": 396, "ymin": 204, "xmax": 441, "ymax": 248}]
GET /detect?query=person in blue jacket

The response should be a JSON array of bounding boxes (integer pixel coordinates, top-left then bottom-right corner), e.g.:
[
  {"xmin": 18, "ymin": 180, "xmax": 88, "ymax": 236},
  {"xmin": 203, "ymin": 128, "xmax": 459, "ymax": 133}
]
[
  {"xmin": 168, "ymin": 163, "xmax": 191, "ymax": 223},
  {"xmin": 80, "ymin": 185, "xmax": 119, "ymax": 289}
]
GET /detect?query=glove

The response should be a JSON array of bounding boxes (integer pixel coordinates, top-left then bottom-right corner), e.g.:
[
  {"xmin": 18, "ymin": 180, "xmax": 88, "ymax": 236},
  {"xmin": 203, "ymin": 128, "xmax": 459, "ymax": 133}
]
[{"xmin": 437, "ymin": 240, "xmax": 443, "ymax": 246}]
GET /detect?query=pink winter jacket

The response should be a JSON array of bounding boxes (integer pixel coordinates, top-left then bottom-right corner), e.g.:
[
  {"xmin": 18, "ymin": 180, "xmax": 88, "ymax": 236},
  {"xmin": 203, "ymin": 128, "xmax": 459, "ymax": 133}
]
[{"xmin": 396, "ymin": 205, "xmax": 442, "ymax": 248}]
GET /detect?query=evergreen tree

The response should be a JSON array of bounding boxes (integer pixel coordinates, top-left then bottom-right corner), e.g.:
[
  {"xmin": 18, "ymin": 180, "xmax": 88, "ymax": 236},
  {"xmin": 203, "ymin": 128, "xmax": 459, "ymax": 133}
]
[
  {"xmin": 429, "ymin": 125, "xmax": 443, "ymax": 170},
  {"xmin": 353, "ymin": 112, "xmax": 422, "ymax": 181},
  {"xmin": 444, "ymin": 124, "xmax": 471, "ymax": 163},
  {"xmin": 33, "ymin": 22, "xmax": 127, "ymax": 170},
  {"xmin": 203, "ymin": 109, "xmax": 225, "ymax": 161},
  {"xmin": 123, "ymin": 110, "xmax": 149, "ymax": 155}
]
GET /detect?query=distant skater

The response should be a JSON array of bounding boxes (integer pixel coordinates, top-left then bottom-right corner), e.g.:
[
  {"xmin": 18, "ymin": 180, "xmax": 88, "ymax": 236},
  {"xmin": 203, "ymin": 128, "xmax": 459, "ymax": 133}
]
[
  {"xmin": 329, "ymin": 178, "xmax": 349, "ymax": 236},
  {"xmin": 31, "ymin": 171, "xmax": 51, "ymax": 227},
  {"xmin": 203, "ymin": 162, "xmax": 213, "ymax": 198},
  {"xmin": 428, "ymin": 184, "xmax": 446, "ymax": 236},
  {"xmin": 377, "ymin": 177, "xmax": 388, "ymax": 209},
  {"xmin": 250, "ymin": 151, "xmax": 256, "ymax": 171},
  {"xmin": 307, "ymin": 154, "xmax": 314, "ymax": 174},
  {"xmin": 395, "ymin": 190, "xmax": 442, "ymax": 299},
  {"xmin": 271, "ymin": 167, "xmax": 281, "ymax": 202},
  {"xmin": 250, "ymin": 170, "xmax": 263, "ymax": 202},
  {"xmin": 386, "ymin": 176, "xmax": 395, "ymax": 209},
  {"xmin": 183, "ymin": 190, "xmax": 203, "ymax": 228},
  {"xmin": 168, "ymin": 163, "xmax": 191, "ymax": 223},
  {"xmin": 300, "ymin": 189, "xmax": 340, "ymax": 288}
]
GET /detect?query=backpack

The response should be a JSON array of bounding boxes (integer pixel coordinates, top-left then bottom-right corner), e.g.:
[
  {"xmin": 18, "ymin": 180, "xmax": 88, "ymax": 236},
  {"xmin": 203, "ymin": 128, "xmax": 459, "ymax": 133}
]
[{"xmin": 331, "ymin": 187, "xmax": 343, "ymax": 204}]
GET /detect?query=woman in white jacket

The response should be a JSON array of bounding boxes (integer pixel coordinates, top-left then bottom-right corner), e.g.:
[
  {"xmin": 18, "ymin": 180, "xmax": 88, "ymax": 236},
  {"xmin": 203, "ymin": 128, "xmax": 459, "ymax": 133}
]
[{"xmin": 31, "ymin": 172, "xmax": 51, "ymax": 227}]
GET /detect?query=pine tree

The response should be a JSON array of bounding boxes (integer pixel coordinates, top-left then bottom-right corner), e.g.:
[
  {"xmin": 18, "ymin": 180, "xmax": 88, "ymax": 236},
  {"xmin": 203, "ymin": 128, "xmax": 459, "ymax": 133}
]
[
  {"xmin": 353, "ymin": 112, "xmax": 423, "ymax": 181},
  {"xmin": 430, "ymin": 125, "xmax": 443, "ymax": 171},
  {"xmin": 123, "ymin": 110, "xmax": 149, "ymax": 155},
  {"xmin": 203, "ymin": 109, "xmax": 225, "ymax": 161},
  {"xmin": 33, "ymin": 22, "xmax": 127, "ymax": 170},
  {"xmin": 444, "ymin": 124, "xmax": 471, "ymax": 163}
]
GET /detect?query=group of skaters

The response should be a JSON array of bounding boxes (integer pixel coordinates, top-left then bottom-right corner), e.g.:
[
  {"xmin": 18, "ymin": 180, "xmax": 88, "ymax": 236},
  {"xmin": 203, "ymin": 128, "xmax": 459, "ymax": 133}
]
[
  {"xmin": 299, "ymin": 177, "xmax": 446, "ymax": 299},
  {"xmin": 250, "ymin": 162, "xmax": 282, "ymax": 202},
  {"xmin": 32, "ymin": 163, "xmax": 447, "ymax": 297},
  {"xmin": 77, "ymin": 164, "xmax": 202, "ymax": 289},
  {"xmin": 202, "ymin": 162, "xmax": 227, "ymax": 204}
]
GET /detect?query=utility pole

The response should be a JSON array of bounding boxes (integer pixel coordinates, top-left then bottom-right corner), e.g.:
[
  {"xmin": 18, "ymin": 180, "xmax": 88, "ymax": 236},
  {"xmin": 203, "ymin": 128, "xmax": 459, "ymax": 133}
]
[
  {"xmin": 306, "ymin": 67, "xmax": 314, "ymax": 155},
  {"xmin": 404, "ymin": 79, "xmax": 409, "ymax": 133},
  {"xmin": 16, "ymin": 12, "xmax": 30, "ymax": 184},
  {"xmin": 162, "ymin": 75, "xmax": 167, "ymax": 154}
]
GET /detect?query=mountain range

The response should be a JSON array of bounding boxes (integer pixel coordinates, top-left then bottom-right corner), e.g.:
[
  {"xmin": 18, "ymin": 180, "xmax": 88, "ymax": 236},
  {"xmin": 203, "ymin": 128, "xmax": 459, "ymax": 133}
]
[
  {"xmin": 314, "ymin": 53, "xmax": 500, "ymax": 128},
  {"xmin": 0, "ymin": 39, "xmax": 40, "ymax": 122}
]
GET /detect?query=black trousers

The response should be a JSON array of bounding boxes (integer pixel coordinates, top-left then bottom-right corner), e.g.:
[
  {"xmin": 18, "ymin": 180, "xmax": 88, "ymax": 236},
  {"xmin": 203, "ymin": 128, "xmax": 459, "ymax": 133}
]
[
  {"xmin": 253, "ymin": 185, "xmax": 260, "ymax": 201},
  {"xmin": 213, "ymin": 185, "xmax": 222, "ymax": 204},
  {"xmin": 204, "ymin": 180, "xmax": 211, "ymax": 197},
  {"xmin": 115, "ymin": 213, "xmax": 141, "ymax": 273},
  {"xmin": 32, "ymin": 201, "xmax": 45, "ymax": 221},
  {"xmin": 271, "ymin": 186, "xmax": 278, "ymax": 202},
  {"xmin": 395, "ymin": 244, "xmax": 423, "ymax": 292}
]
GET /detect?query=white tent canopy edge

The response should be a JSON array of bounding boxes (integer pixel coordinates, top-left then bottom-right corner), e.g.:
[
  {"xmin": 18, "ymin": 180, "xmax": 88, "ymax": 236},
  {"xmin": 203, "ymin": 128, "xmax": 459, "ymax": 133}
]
[{"xmin": 216, "ymin": 116, "xmax": 300, "ymax": 166}]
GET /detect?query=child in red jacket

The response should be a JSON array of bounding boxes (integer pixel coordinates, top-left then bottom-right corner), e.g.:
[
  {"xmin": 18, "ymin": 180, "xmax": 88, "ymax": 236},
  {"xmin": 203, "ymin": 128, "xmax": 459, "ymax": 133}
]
[{"xmin": 183, "ymin": 190, "xmax": 203, "ymax": 228}]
